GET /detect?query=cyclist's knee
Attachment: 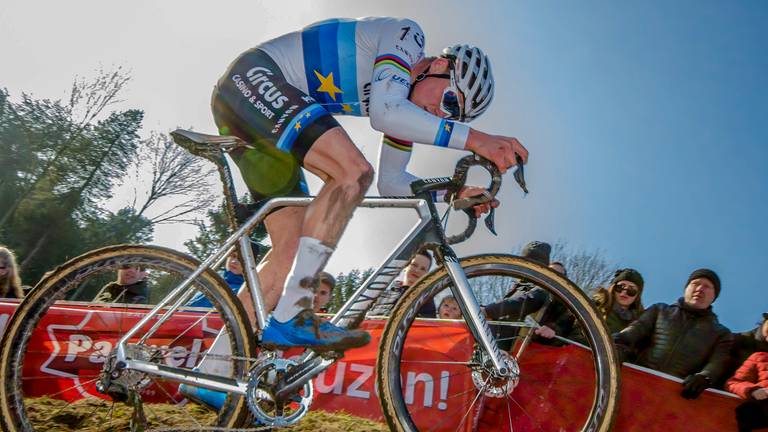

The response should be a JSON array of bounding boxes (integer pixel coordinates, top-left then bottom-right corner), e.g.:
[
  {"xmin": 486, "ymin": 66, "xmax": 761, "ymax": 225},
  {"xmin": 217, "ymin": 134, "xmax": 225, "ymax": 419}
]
[{"xmin": 335, "ymin": 160, "xmax": 373, "ymax": 199}]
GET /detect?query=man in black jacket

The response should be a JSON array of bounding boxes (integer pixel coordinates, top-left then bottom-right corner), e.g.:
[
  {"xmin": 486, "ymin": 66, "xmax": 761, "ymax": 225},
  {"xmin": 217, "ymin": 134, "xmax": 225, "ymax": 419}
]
[
  {"xmin": 94, "ymin": 265, "xmax": 149, "ymax": 304},
  {"xmin": 614, "ymin": 268, "xmax": 733, "ymax": 399}
]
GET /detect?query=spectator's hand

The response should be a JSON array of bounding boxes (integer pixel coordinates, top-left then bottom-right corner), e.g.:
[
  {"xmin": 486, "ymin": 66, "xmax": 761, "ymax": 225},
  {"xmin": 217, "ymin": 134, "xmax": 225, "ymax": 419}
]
[
  {"xmin": 534, "ymin": 325, "xmax": 556, "ymax": 339},
  {"xmin": 466, "ymin": 130, "xmax": 529, "ymax": 175},
  {"xmin": 456, "ymin": 185, "xmax": 500, "ymax": 217},
  {"xmin": 752, "ymin": 388, "xmax": 768, "ymax": 400},
  {"xmin": 681, "ymin": 373, "xmax": 711, "ymax": 399}
]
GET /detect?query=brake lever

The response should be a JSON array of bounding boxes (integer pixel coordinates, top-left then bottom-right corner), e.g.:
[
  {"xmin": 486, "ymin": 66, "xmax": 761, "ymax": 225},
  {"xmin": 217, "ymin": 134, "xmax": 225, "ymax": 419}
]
[
  {"xmin": 484, "ymin": 207, "xmax": 497, "ymax": 236},
  {"xmin": 513, "ymin": 153, "xmax": 528, "ymax": 194}
]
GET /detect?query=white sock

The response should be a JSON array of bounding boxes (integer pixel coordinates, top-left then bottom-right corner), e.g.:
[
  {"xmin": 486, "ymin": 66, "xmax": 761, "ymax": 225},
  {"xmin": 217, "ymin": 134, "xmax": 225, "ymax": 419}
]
[{"xmin": 272, "ymin": 237, "xmax": 334, "ymax": 322}]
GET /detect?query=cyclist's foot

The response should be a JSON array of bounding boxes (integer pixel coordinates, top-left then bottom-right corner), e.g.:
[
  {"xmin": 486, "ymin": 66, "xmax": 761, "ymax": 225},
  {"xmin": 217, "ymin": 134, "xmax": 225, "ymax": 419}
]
[
  {"xmin": 179, "ymin": 383, "xmax": 226, "ymax": 411},
  {"xmin": 261, "ymin": 309, "xmax": 370, "ymax": 352}
]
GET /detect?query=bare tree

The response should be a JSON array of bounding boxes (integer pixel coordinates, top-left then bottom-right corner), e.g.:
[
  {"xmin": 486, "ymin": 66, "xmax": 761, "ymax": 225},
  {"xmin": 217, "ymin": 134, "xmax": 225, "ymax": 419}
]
[
  {"xmin": 550, "ymin": 240, "xmax": 617, "ymax": 293},
  {"xmin": 0, "ymin": 67, "xmax": 132, "ymax": 227},
  {"xmin": 128, "ymin": 132, "xmax": 216, "ymax": 225}
]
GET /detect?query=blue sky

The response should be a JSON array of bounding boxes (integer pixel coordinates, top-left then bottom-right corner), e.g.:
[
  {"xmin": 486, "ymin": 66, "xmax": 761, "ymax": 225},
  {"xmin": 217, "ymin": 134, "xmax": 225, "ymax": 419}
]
[{"xmin": 1, "ymin": 1, "xmax": 766, "ymax": 330}]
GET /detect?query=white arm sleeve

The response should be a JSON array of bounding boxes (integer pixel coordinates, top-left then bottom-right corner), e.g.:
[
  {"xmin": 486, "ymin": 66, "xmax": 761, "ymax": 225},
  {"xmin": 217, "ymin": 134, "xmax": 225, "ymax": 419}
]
[
  {"xmin": 377, "ymin": 135, "xmax": 448, "ymax": 201},
  {"xmin": 367, "ymin": 19, "xmax": 470, "ymax": 150},
  {"xmin": 377, "ymin": 136, "xmax": 419, "ymax": 196}
]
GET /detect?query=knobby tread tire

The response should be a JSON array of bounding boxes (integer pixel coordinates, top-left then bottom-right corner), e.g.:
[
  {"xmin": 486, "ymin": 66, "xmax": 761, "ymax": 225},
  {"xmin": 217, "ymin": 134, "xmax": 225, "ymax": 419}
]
[
  {"xmin": 0, "ymin": 244, "xmax": 256, "ymax": 431},
  {"xmin": 376, "ymin": 254, "xmax": 621, "ymax": 432}
]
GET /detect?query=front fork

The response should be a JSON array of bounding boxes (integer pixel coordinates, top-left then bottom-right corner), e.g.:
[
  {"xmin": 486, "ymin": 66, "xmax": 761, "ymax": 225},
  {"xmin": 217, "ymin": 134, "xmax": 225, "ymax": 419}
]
[{"xmin": 442, "ymin": 255, "xmax": 519, "ymax": 379}]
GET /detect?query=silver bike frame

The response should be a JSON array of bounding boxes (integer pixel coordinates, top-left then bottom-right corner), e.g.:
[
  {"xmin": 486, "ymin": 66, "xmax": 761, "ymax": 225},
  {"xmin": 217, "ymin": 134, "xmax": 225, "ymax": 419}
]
[{"xmin": 114, "ymin": 195, "xmax": 511, "ymax": 396}]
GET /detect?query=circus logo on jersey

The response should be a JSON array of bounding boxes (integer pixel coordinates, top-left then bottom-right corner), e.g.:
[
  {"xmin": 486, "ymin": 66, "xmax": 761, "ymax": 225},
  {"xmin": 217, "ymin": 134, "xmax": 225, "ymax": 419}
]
[{"xmin": 244, "ymin": 67, "xmax": 290, "ymax": 110}]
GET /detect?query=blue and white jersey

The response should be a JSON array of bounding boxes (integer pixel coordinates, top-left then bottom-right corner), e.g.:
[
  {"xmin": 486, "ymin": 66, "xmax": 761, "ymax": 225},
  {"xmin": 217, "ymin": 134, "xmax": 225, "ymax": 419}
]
[{"xmin": 258, "ymin": 17, "xmax": 471, "ymax": 196}]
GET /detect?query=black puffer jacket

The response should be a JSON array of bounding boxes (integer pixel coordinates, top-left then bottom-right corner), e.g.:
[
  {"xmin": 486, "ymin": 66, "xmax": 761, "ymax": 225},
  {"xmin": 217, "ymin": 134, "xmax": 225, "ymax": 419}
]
[{"xmin": 614, "ymin": 298, "xmax": 733, "ymax": 381}]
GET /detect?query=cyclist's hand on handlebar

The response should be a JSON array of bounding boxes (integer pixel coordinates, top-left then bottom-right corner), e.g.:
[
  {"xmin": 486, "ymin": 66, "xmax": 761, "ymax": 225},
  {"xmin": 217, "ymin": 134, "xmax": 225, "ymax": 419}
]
[
  {"xmin": 466, "ymin": 129, "xmax": 529, "ymax": 174},
  {"xmin": 457, "ymin": 185, "xmax": 499, "ymax": 217}
]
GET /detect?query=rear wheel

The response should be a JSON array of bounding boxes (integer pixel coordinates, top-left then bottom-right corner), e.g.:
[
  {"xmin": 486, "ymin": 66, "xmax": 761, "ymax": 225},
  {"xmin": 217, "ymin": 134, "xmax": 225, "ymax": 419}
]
[
  {"xmin": 377, "ymin": 254, "xmax": 620, "ymax": 432},
  {"xmin": 0, "ymin": 244, "xmax": 256, "ymax": 431}
]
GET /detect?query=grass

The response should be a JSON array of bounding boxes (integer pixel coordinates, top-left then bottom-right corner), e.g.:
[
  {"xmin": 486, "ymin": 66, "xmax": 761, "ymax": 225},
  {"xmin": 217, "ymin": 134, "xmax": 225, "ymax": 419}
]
[{"xmin": 22, "ymin": 397, "xmax": 388, "ymax": 432}]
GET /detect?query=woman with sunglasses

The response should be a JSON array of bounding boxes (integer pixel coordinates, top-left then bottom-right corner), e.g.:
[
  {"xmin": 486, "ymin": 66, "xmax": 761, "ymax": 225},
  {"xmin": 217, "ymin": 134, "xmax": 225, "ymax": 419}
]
[
  {"xmin": 592, "ymin": 268, "xmax": 645, "ymax": 336},
  {"xmin": 538, "ymin": 268, "xmax": 645, "ymax": 344},
  {"xmin": 210, "ymin": 17, "xmax": 529, "ymax": 352},
  {"xmin": 0, "ymin": 246, "xmax": 24, "ymax": 299}
]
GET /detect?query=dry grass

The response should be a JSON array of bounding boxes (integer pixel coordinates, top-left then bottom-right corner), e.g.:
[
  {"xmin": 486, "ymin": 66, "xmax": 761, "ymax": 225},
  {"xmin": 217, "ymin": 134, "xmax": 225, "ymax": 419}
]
[{"xmin": 23, "ymin": 397, "xmax": 388, "ymax": 432}]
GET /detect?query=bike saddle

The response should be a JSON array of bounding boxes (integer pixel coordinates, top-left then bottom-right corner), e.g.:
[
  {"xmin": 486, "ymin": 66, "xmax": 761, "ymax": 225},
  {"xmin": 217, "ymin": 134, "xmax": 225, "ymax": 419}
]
[{"xmin": 170, "ymin": 129, "xmax": 248, "ymax": 162}]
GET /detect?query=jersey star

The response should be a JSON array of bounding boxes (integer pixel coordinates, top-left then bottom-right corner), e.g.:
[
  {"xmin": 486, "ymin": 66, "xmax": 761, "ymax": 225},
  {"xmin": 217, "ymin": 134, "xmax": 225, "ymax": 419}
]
[
  {"xmin": 342, "ymin": 104, "xmax": 353, "ymax": 112},
  {"xmin": 314, "ymin": 70, "xmax": 343, "ymax": 101},
  {"xmin": 444, "ymin": 123, "xmax": 452, "ymax": 132},
  {"xmin": 294, "ymin": 121, "xmax": 302, "ymax": 131}
]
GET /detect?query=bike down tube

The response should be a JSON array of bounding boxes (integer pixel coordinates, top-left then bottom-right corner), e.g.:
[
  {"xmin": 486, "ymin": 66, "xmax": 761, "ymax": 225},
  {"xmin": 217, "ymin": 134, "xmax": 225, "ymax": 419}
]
[
  {"xmin": 275, "ymin": 198, "xmax": 433, "ymax": 400},
  {"xmin": 331, "ymin": 197, "xmax": 432, "ymax": 328}
]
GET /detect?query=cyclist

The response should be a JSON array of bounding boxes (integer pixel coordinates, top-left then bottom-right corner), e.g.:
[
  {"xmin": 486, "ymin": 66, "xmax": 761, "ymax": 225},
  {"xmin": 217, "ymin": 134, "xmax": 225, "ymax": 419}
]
[{"xmin": 212, "ymin": 17, "xmax": 529, "ymax": 351}]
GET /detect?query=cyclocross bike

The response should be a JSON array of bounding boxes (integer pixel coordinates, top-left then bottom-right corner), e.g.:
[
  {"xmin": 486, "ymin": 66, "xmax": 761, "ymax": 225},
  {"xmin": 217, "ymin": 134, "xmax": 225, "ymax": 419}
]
[{"xmin": 0, "ymin": 129, "xmax": 620, "ymax": 432}]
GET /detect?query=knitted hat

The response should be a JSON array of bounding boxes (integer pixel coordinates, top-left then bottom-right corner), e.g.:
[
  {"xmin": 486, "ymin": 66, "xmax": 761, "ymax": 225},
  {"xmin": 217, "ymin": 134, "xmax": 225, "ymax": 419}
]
[
  {"xmin": 610, "ymin": 268, "xmax": 644, "ymax": 290},
  {"xmin": 521, "ymin": 241, "xmax": 551, "ymax": 266},
  {"xmin": 686, "ymin": 268, "xmax": 721, "ymax": 299}
]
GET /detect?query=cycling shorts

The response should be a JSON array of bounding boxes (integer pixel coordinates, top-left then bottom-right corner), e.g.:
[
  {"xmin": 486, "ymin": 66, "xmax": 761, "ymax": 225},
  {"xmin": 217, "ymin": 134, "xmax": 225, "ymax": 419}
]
[{"xmin": 211, "ymin": 48, "xmax": 340, "ymax": 201}]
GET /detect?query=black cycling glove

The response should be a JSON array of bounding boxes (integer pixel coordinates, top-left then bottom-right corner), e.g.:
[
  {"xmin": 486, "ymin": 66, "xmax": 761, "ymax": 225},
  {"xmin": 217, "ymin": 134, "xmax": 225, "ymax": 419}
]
[{"xmin": 681, "ymin": 373, "xmax": 711, "ymax": 399}]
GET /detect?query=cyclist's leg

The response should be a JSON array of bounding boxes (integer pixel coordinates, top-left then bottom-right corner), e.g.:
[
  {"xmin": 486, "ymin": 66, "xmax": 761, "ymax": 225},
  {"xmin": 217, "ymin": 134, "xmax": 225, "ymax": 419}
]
[
  {"xmin": 270, "ymin": 125, "xmax": 372, "ymax": 317},
  {"xmin": 241, "ymin": 206, "xmax": 303, "ymax": 315}
]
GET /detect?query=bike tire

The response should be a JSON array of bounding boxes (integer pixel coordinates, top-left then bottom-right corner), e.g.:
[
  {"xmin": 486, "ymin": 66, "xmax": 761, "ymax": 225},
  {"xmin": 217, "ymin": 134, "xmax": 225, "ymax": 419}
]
[
  {"xmin": 377, "ymin": 254, "xmax": 620, "ymax": 432},
  {"xmin": 0, "ymin": 244, "xmax": 256, "ymax": 431}
]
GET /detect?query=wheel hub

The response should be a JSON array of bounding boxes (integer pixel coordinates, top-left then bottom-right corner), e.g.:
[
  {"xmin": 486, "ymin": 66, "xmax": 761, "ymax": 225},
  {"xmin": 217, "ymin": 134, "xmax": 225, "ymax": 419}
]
[
  {"xmin": 471, "ymin": 349, "xmax": 520, "ymax": 397},
  {"xmin": 96, "ymin": 344, "xmax": 155, "ymax": 402}
]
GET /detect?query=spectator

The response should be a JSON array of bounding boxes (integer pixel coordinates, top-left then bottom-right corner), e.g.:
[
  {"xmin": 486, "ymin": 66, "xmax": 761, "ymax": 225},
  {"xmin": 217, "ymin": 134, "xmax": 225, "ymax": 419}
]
[
  {"xmin": 482, "ymin": 241, "xmax": 557, "ymax": 350},
  {"xmin": 593, "ymin": 268, "xmax": 645, "ymax": 334},
  {"xmin": 314, "ymin": 272, "xmax": 335, "ymax": 313},
  {"xmin": 549, "ymin": 261, "xmax": 567, "ymax": 277},
  {"xmin": 188, "ymin": 254, "xmax": 246, "ymax": 308},
  {"xmin": 725, "ymin": 351, "xmax": 768, "ymax": 432},
  {"xmin": 542, "ymin": 268, "xmax": 646, "ymax": 343},
  {"xmin": 94, "ymin": 265, "xmax": 149, "ymax": 304},
  {"xmin": 483, "ymin": 241, "xmax": 552, "ymax": 323},
  {"xmin": 438, "ymin": 295, "xmax": 461, "ymax": 320},
  {"xmin": 722, "ymin": 313, "xmax": 768, "ymax": 387},
  {"xmin": 368, "ymin": 248, "xmax": 432, "ymax": 317},
  {"xmin": 614, "ymin": 268, "xmax": 733, "ymax": 399},
  {"xmin": 0, "ymin": 246, "xmax": 24, "ymax": 299}
]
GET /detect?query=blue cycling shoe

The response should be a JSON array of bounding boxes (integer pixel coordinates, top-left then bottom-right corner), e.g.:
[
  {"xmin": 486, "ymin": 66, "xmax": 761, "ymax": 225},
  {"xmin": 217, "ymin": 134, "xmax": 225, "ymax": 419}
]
[
  {"xmin": 261, "ymin": 309, "xmax": 370, "ymax": 352},
  {"xmin": 179, "ymin": 383, "xmax": 226, "ymax": 411}
]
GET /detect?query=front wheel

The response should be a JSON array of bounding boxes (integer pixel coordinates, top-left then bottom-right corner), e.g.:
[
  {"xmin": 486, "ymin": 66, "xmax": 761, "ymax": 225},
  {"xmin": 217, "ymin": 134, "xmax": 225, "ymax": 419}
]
[
  {"xmin": 377, "ymin": 254, "xmax": 620, "ymax": 432},
  {"xmin": 0, "ymin": 244, "xmax": 256, "ymax": 431}
]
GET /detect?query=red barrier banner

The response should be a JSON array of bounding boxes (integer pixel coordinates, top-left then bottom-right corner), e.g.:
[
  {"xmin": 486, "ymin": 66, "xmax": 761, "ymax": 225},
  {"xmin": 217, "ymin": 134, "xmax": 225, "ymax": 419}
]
[{"xmin": 0, "ymin": 300, "xmax": 742, "ymax": 430}]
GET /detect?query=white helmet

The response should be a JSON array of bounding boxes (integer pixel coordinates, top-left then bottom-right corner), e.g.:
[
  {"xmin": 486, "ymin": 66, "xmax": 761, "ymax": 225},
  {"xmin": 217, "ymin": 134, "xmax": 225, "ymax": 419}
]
[{"xmin": 441, "ymin": 44, "xmax": 494, "ymax": 122}]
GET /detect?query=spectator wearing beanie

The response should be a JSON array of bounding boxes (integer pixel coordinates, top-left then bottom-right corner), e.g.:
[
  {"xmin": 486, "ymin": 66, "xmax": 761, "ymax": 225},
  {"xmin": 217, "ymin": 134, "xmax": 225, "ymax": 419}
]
[
  {"xmin": 483, "ymin": 241, "xmax": 552, "ymax": 321},
  {"xmin": 594, "ymin": 269, "xmax": 646, "ymax": 335},
  {"xmin": 482, "ymin": 241, "xmax": 556, "ymax": 351},
  {"xmin": 722, "ymin": 313, "xmax": 768, "ymax": 389},
  {"xmin": 615, "ymin": 268, "xmax": 733, "ymax": 400}
]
